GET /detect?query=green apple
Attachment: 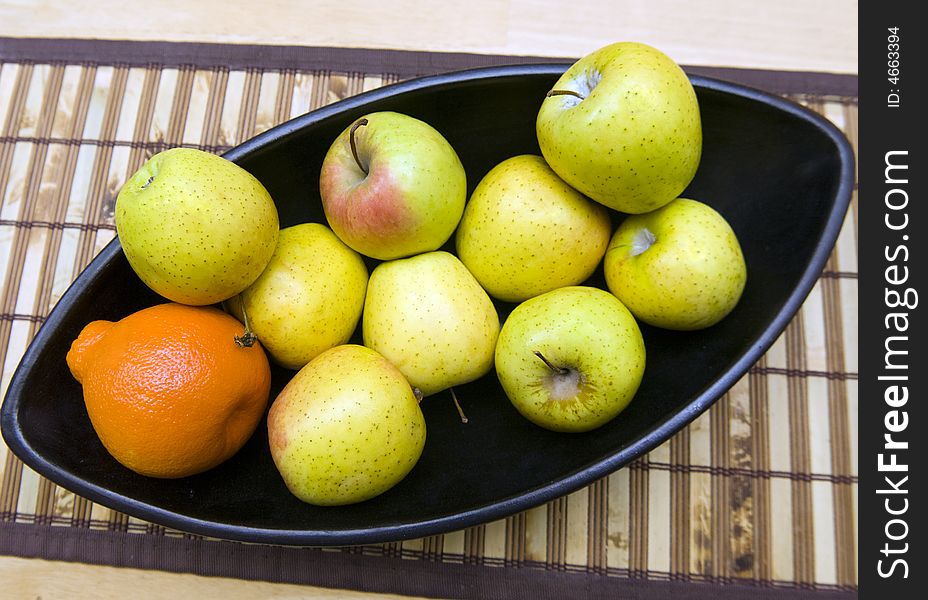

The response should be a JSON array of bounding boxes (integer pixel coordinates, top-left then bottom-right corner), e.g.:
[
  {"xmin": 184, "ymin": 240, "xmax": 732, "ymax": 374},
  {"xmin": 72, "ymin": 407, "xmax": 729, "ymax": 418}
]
[
  {"xmin": 230, "ymin": 223, "xmax": 368, "ymax": 370},
  {"xmin": 319, "ymin": 111, "xmax": 467, "ymax": 261},
  {"xmin": 495, "ymin": 286, "xmax": 645, "ymax": 433},
  {"xmin": 115, "ymin": 147, "xmax": 279, "ymax": 305},
  {"xmin": 267, "ymin": 344, "xmax": 426, "ymax": 506},
  {"xmin": 536, "ymin": 42, "xmax": 702, "ymax": 214},
  {"xmin": 454, "ymin": 154, "xmax": 612, "ymax": 303},
  {"xmin": 363, "ymin": 251, "xmax": 500, "ymax": 397},
  {"xmin": 604, "ymin": 198, "xmax": 746, "ymax": 330}
]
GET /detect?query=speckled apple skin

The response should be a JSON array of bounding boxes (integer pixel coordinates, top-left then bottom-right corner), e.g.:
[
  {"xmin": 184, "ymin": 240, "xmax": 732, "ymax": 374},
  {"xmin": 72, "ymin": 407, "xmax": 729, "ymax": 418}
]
[
  {"xmin": 267, "ymin": 344, "xmax": 426, "ymax": 506},
  {"xmin": 495, "ymin": 286, "xmax": 645, "ymax": 433},
  {"xmin": 454, "ymin": 154, "xmax": 612, "ymax": 303},
  {"xmin": 233, "ymin": 223, "xmax": 368, "ymax": 370},
  {"xmin": 319, "ymin": 111, "xmax": 467, "ymax": 261},
  {"xmin": 604, "ymin": 198, "xmax": 747, "ymax": 330},
  {"xmin": 115, "ymin": 147, "xmax": 279, "ymax": 305},
  {"xmin": 363, "ymin": 251, "xmax": 500, "ymax": 397},
  {"xmin": 536, "ymin": 42, "xmax": 702, "ymax": 214}
]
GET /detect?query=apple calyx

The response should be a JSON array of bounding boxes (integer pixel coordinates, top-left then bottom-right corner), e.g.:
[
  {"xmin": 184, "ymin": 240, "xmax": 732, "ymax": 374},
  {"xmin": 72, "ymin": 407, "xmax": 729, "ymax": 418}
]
[
  {"xmin": 349, "ymin": 117, "xmax": 370, "ymax": 175},
  {"xmin": 630, "ymin": 227, "xmax": 657, "ymax": 257},
  {"xmin": 534, "ymin": 350, "xmax": 584, "ymax": 401}
]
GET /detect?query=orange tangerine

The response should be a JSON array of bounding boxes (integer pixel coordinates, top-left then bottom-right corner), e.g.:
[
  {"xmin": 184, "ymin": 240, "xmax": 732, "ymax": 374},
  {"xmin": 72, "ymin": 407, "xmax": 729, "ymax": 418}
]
[{"xmin": 66, "ymin": 303, "xmax": 271, "ymax": 478}]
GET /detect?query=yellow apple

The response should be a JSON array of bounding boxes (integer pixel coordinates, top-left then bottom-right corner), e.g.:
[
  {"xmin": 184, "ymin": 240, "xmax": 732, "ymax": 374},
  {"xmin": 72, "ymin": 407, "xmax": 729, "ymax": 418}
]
[
  {"xmin": 455, "ymin": 154, "xmax": 612, "ymax": 303},
  {"xmin": 267, "ymin": 344, "xmax": 426, "ymax": 506},
  {"xmin": 115, "ymin": 148, "xmax": 279, "ymax": 305},
  {"xmin": 319, "ymin": 111, "xmax": 466, "ymax": 260},
  {"xmin": 231, "ymin": 223, "xmax": 368, "ymax": 370},
  {"xmin": 536, "ymin": 42, "xmax": 702, "ymax": 214},
  {"xmin": 495, "ymin": 286, "xmax": 645, "ymax": 432},
  {"xmin": 363, "ymin": 251, "xmax": 500, "ymax": 397},
  {"xmin": 604, "ymin": 198, "xmax": 746, "ymax": 330}
]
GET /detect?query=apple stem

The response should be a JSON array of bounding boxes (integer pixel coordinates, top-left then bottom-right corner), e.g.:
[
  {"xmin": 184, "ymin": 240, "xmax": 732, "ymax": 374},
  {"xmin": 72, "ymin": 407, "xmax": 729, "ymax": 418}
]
[
  {"xmin": 233, "ymin": 300, "xmax": 258, "ymax": 348},
  {"xmin": 546, "ymin": 89, "xmax": 585, "ymax": 100},
  {"xmin": 349, "ymin": 117, "xmax": 369, "ymax": 175},
  {"xmin": 450, "ymin": 387, "xmax": 469, "ymax": 424},
  {"xmin": 141, "ymin": 175, "xmax": 154, "ymax": 189},
  {"xmin": 534, "ymin": 351, "xmax": 570, "ymax": 376}
]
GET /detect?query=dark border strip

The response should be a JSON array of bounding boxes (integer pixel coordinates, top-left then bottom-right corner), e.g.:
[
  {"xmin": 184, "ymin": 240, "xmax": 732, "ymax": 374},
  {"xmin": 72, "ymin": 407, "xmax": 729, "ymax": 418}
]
[
  {"xmin": 0, "ymin": 513, "xmax": 860, "ymax": 588},
  {"xmin": 0, "ymin": 37, "xmax": 858, "ymax": 98},
  {"xmin": 0, "ymin": 523, "xmax": 857, "ymax": 599}
]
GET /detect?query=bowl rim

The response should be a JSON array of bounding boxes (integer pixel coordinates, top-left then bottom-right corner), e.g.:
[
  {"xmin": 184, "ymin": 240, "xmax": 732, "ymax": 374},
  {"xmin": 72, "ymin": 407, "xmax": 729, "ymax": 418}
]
[{"xmin": 1, "ymin": 63, "xmax": 855, "ymax": 546}]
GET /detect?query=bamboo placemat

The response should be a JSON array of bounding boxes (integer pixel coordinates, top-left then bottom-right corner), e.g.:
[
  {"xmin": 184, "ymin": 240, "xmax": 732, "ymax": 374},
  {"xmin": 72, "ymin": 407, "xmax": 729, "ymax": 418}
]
[{"xmin": 0, "ymin": 38, "xmax": 857, "ymax": 598}]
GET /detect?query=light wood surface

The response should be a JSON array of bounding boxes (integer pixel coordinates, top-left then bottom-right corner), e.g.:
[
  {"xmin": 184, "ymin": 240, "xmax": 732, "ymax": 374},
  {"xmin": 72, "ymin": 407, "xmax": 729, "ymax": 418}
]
[
  {"xmin": 1, "ymin": 0, "xmax": 857, "ymax": 73},
  {"xmin": 1, "ymin": 1, "xmax": 856, "ymax": 598},
  {"xmin": 2, "ymin": 555, "xmax": 423, "ymax": 599}
]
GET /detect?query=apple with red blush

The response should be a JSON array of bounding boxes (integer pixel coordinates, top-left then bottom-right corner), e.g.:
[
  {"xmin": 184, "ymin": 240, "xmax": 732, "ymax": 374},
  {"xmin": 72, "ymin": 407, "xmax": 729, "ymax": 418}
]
[{"xmin": 319, "ymin": 111, "xmax": 467, "ymax": 261}]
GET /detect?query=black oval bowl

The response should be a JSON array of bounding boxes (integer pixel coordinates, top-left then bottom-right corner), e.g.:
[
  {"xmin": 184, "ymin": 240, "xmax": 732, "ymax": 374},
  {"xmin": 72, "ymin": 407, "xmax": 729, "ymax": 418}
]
[{"xmin": 1, "ymin": 64, "xmax": 853, "ymax": 546}]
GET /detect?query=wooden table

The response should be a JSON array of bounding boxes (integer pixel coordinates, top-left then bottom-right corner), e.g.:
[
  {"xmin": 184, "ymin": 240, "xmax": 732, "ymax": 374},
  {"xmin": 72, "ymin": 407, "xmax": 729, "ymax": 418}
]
[
  {"xmin": 0, "ymin": 0, "xmax": 856, "ymax": 74},
  {"xmin": 0, "ymin": 1, "xmax": 857, "ymax": 597}
]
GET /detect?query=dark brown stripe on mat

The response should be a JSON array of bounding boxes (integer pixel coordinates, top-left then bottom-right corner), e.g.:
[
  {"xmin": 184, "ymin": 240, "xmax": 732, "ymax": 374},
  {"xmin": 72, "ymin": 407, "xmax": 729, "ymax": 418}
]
[
  {"xmin": 547, "ymin": 495, "xmax": 568, "ymax": 570},
  {"xmin": 749, "ymin": 366, "xmax": 857, "ymax": 381},
  {"xmin": 1, "ymin": 37, "xmax": 858, "ymax": 97},
  {"xmin": 275, "ymin": 69, "xmax": 296, "ymax": 124},
  {"xmin": 822, "ymin": 254, "xmax": 856, "ymax": 587},
  {"xmin": 422, "ymin": 534, "xmax": 443, "ymax": 561},
  {"xmin": 235, "ymin": 68, "xmax": 262, "ymax": 145},
  {"xmin": 200, "ymin": 67, "xmax": 229, "ymax": 148},
  {"xmin": 1, "ymin": 61, "xmax": 66, "ymax": 521},
  {"xmin": 786, "ymin": 313, "xmax": 815, "ymax": 586},
  {"xmin": 70, "ymin": 65, "xmax": 126, "ymax": 275},
  {"xmin": 309, "ymin": 71, "xmax": 331, "ymax": 111},
  {"xmin": 0, "ymin": 313, "xmax": 47, "ymax": 324},
  {"xmin": 670, "ymin": 429, "xmax": 690, "ymax": 580},
  {"xmin": 711, "ymin": 394, "xmax": 732, "ymax": 582},
  {"xmin": 730, "ymin": 387, "xmax": 755, "ymax": 581},
  {"xmin": 628, "ymin": 455, "xmax": 648, "ymax": 578},
  {"xmin": 0, "ymin": 63, "xmax": 35, "ymax": 394},
  {"xmin": 628, "ymin": 461, "xmax": 857, "ymax": 484},
  {"xmin": 167, "ymin": 65, "xmax": 196, "ymax": 146},
  {"xmin": 810, "ymin": 86, "xmax": 855, "ymax": 588},
  {"xmin": 0, "ymin": 219, "xmax": 116, "ymax": 231},
  {"xmin": 0, "ymin": 135, "xmax": 233, "ymax": 155},
  {"xmin": 0, "ymin": 523, "xmax": 857, "ymax": 599},
  {"xmin": 464, "ymin": 523, "xmax": 485, "ymax": 566},
  {"xmin": 587, "ymin": 477, "xmax": 607, "ymax": 574},
  {"xmin": 506, "ymin": 510, "xmax": 525, "ymax": 567},
  {"xmin": 843, "ymin": 102, "xmax": 859, "ymax": 252},
  {"xmin": 751, "ymin": 355, "xmax": 773, "ymax": 583},
  {"xmin": 0, "ymin": 65, "xmax": 31, "ymax": 214},
  {"xmin": 33, "ymin": 64, "xmax": 98, "ymax": 527}
]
